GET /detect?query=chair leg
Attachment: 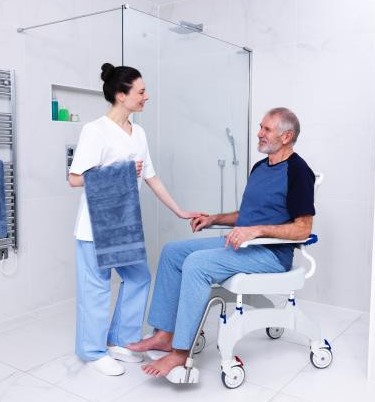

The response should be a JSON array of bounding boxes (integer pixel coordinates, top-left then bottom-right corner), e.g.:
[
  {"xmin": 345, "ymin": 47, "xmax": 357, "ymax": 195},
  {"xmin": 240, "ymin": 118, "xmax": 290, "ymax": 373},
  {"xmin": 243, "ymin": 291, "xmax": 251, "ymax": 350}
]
[{"xmin": 217, "ymin": 302, "xmax": 325, "ymax": 360}]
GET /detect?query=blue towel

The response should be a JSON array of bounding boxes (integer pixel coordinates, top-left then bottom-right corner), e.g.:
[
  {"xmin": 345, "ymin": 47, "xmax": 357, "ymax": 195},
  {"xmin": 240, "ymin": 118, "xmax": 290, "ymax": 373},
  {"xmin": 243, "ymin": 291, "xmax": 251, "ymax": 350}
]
[
  {"xmin": 84, "ymin": 161, "xmax": 146, "ymax": 269},
  {"xmin": 0, "ymin": 161, "xmax": 7, "ymax": 238}
]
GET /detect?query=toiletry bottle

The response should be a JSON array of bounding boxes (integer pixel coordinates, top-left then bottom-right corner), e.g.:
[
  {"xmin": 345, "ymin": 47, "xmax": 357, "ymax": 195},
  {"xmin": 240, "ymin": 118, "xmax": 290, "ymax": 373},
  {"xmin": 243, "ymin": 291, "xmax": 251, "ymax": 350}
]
[
  {"xmin": 58, "ymin": 101, "xmax": 70, "ymax": 121},
  {"xmin": 51, "ymin": 95, "xmax": 58, "ymax": 121}
]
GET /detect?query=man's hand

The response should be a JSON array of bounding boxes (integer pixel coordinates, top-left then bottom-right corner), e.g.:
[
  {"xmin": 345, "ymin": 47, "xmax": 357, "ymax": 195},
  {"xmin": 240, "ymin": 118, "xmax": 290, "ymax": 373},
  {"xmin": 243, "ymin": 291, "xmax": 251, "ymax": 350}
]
[
  {"xmin": 190, "ymin": 215, "xmax": 215, "ymax": 232},
  {"xmin": 225, "ymin": 226, "xmax": 261, "ymax": 250}
]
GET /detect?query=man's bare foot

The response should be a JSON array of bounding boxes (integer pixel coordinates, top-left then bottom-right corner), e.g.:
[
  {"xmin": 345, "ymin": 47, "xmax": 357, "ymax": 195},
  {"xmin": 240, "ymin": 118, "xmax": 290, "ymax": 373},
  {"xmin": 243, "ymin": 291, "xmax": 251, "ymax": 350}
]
[
  {"xmin": 126, "ymin": 330, "xmax": 173, "ymax": 353},
  {"xmin": 142, "ymin": 350, "xmax": 188, "ymax": 377}
]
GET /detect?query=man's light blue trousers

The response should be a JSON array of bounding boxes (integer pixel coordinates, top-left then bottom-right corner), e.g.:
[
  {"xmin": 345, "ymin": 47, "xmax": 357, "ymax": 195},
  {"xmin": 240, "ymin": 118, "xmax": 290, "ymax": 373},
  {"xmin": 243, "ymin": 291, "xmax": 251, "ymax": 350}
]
[
  {"xmin": 148, "ymin": 236, "xmax": 286, "ymax": 350},
  {"xmin": 75, "ymin": 240, "xmax": 151, "ymax": 361}
]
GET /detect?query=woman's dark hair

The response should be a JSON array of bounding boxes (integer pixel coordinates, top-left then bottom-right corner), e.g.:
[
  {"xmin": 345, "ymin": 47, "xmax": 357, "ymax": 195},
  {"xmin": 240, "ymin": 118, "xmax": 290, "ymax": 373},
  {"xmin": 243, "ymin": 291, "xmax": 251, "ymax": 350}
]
[{"xmin": 101, "ymin": 63, "xmax": 142, "ymax": 104}]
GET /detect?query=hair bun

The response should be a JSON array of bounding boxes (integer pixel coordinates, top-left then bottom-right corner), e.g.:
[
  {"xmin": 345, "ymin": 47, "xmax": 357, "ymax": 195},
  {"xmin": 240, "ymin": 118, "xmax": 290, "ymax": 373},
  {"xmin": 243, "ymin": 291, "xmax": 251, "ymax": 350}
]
[{"xmin": 101, "ymin": 63, "xmax": 115, "ymax": 82}]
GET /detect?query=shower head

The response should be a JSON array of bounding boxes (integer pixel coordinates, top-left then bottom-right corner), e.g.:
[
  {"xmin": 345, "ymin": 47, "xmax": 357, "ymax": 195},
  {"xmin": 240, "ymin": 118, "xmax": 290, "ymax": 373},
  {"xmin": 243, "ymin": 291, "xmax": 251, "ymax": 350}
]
[
  {"xmin": 226, "ymin": 128, "xmax": 238, "ymax": 165},
  {"xmin": 170, "ymin": 20, "xmax": 203, "ymax": 34},
  {"xmin": 226, "ymin": 127, "xmax": 234, "ymax": 145}
]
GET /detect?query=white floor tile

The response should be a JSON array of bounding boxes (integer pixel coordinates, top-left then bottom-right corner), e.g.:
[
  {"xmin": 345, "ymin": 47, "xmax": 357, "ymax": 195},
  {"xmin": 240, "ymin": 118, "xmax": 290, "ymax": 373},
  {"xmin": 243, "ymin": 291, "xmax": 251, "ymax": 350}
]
[
  {"xmin": 0, "ymin": 362, "xmax": 19, "ymax": 382},
  {"xmin": 113, "ymin": 368, "xmax": 276, "ymax": 402},
  {"xmin": 282, "ymin": 313, "xmax": 375, "ymax": 402},
  {"xmin": 29, "ymin": 299, "xmax": 75, "ymax": 322},
  {"xmin": 0, "ymin": 317, "xmax": 74, "ymax": 371},
  {"xmin": 0, "ymin": 299, "xmax": 371, "ymax": 402},
  {"xmin": 31, "ymin": 353, "xmax": 151, "ymax": 402},
  {"xmin": 270, "ymin": 392, "xmax": 310, "ymax": 402},
  {"xmin": 0, "ymin": 372, "xmax": 87, "ymax": 402}
]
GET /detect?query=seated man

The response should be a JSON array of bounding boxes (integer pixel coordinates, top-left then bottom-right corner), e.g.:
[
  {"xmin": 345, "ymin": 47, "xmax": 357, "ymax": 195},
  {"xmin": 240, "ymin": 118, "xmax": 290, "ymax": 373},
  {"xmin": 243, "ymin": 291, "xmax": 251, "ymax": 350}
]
[{"xmin": 128, "ymin": 107, "xmax": 316, "ymax": 377}]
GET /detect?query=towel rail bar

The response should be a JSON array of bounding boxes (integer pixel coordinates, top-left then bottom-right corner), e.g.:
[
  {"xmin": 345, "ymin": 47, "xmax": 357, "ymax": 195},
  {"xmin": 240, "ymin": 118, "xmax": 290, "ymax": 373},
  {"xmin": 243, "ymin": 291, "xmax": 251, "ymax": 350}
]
[{"xmin": 0, "ymin": 69, "xmax": 17, "ymax": 251}]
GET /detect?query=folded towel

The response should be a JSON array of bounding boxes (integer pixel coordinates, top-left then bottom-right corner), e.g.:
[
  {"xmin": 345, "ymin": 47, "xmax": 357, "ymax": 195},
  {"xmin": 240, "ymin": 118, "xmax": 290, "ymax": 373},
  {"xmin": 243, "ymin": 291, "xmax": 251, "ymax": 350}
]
[
  {"xmin": 84, "ymin": 161, "xmax": 146, "ymax": 269},
  {"xmin": 0, "ymin": 161, "xmax": 7, "ymax": 238}
]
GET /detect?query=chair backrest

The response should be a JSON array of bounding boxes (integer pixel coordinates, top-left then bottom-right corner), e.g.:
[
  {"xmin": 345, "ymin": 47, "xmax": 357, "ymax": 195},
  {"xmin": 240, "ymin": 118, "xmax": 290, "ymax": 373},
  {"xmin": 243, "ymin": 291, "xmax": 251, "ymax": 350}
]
[{"xmin": 314, "ymin": 172, "xmax": 324, "ymax": 196}]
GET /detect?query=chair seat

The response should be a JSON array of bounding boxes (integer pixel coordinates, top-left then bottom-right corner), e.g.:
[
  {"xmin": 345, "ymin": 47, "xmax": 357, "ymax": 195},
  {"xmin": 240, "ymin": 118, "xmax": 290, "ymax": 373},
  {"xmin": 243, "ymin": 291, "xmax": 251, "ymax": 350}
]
[{"xmin": 220, "ymin": 265, "xmax": 306, "ymax": 295}]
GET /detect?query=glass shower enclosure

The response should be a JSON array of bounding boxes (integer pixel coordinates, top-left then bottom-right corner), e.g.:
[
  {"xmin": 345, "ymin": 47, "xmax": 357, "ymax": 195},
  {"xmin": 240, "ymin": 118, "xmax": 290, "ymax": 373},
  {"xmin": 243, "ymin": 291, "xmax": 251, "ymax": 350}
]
[
  {"xmin": 121, "ymin": 7, "xmax": 251, "ymax": 265},
  {"xmin": 21, "ymin": 5, "xmax": 251, "ymax": 271}
]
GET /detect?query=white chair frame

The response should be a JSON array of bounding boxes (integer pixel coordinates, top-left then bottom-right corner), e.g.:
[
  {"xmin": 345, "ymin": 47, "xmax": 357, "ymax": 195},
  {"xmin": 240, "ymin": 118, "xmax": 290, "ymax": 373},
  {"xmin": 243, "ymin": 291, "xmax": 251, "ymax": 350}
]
[{"xmin": 165, "ymin": 173, "xmax": 332, "ymax": 387}]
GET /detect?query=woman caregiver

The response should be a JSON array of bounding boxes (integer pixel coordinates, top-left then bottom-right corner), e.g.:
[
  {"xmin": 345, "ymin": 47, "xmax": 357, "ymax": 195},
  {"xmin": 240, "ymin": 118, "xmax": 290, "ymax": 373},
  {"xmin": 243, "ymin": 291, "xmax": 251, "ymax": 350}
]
[{"xmin": 68, "ymin": 63, "xmax": 201, "ymax": 376}]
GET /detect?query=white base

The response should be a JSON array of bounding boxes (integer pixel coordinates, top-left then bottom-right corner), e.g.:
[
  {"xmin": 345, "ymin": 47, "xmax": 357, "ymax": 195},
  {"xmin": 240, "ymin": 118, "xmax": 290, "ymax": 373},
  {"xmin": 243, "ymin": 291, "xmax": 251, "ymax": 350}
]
[{"xmin": 166, "ymin": 366, "xmax": 199, "ymax": 383}]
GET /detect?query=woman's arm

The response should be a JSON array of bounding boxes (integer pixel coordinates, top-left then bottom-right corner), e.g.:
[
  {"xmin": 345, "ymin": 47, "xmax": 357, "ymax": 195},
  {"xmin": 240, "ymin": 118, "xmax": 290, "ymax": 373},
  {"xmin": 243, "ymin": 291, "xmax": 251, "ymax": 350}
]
[
  {"xmin": 145, "ymin": 175, "xmax": 203, "ymax": 219},
  {"xmin": 68, "ymin": 173, "xmax": 84, "ymax": 187}
]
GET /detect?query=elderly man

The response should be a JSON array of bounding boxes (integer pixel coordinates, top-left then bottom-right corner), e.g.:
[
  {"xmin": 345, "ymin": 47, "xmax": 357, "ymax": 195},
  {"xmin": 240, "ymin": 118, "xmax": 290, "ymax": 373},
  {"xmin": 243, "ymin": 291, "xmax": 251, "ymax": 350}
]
[{"xmin": 128, "ymin": 107, "xmax": 315, "ymax": 377}]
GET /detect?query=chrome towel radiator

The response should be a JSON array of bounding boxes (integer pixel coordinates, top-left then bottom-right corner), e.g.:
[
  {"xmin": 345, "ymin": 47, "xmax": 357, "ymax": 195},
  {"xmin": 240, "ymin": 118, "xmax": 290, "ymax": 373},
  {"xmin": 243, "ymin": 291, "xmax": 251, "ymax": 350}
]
[{"xmin": 0, "ymin": 69, "xmax": 17, "ymax": 254}]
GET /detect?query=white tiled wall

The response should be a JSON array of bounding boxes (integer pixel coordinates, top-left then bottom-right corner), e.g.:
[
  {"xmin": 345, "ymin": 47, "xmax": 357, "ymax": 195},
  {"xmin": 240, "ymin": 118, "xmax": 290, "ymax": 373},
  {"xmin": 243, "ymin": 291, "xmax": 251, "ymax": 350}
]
[
  {"xmin": 158, "ymin": 0, "xmax": 375, "ymax": 381},
  {"xmin": 159, "ymin": 0, "xmax": 375, "ymax": 312},
  {"xmin": 0, "ymin": 0, "xmax": 374, "ymax": 359},
  {"xmin": 0, "ymin": 0, "xmax": 157, "ymax": 320}
]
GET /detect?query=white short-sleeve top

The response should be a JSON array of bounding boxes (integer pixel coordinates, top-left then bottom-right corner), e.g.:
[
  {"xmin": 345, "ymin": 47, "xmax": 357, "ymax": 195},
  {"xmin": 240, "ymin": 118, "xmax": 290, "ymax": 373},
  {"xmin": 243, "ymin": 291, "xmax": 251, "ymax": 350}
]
[{"xmin": 69, "ymin": 115, "xmax": 156, "ymax": 241}]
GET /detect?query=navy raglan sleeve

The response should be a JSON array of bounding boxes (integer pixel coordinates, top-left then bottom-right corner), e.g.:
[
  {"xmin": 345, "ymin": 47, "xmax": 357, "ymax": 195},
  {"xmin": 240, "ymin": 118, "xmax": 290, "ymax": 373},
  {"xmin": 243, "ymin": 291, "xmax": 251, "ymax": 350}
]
[{"xmin": 286, "ymin": 154, "xmax": 316, "ymax": 219}]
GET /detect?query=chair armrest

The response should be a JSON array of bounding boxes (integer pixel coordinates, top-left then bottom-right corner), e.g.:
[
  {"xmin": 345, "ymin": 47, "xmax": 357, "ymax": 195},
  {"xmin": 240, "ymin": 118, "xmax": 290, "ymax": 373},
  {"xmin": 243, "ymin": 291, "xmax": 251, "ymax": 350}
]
[
  {"xmin": 239, "ymin": 238, "xmax": 309, "ymax": 247},
  {"xmin": 239, "ymin": 236, "xmax": 318, "ymax": 279}
]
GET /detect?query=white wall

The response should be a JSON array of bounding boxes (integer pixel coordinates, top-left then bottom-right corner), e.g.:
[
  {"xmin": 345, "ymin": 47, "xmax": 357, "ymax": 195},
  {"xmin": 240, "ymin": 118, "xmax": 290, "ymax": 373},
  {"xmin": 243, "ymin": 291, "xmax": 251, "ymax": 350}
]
[
  {"xmin": 159, "ymin": 0, "xmax": 375, "ymax": 312},
  {"xmin": 0, "ymin": 0, "xmax": 158, "ymax": 321},
  {"xmin": 1, "ymin": 0, "xmax": 374, "ymax": 320}
]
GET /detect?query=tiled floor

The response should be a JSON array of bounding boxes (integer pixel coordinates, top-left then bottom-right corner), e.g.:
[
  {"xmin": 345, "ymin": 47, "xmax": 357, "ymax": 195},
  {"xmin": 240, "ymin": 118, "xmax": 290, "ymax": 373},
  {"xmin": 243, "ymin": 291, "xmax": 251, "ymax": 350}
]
[{"xmin": 0, "ymin": 297, "xmax": 374, "ymax": 402}]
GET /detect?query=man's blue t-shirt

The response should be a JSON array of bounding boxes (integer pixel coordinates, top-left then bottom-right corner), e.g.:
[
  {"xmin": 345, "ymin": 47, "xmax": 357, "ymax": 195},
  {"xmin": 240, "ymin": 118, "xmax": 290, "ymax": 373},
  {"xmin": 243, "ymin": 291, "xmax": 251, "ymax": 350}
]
[{"xmin": 236, "ymin": 152, "xmax": 315, "ymax": 269}]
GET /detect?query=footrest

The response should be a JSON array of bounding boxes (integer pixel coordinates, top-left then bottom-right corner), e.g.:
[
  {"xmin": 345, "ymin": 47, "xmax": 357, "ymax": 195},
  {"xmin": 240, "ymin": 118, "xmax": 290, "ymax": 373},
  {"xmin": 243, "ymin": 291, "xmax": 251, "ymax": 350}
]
[{"xmin": 166, "ymin": 366, "xmax": 199, "ymax": 383}]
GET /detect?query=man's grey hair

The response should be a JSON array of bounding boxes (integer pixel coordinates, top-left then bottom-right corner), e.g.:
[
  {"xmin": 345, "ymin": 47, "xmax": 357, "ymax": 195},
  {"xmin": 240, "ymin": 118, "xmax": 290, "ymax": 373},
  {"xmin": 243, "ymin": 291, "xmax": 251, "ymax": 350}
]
[{"xmin": 267, "ymin": 107, "xmax": 300, "ymax": 144}]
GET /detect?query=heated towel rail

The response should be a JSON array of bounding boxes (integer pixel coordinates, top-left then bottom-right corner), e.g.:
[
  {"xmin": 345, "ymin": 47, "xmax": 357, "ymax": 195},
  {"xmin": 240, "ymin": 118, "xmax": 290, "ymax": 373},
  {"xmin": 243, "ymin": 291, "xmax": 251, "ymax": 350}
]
[{"xmin": 0, "ymin": 69, "xmax": 17, "ymax": 253}]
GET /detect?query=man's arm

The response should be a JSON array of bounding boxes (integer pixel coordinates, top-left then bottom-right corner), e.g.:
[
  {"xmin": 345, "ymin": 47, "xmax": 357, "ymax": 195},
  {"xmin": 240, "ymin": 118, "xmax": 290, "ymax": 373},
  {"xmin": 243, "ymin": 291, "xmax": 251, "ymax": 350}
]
[
  {"xmin": 191, "ymin": 211, "xmax": 239, "ymax": 232},
  {"xmin": 226, "ymin": 215, "xmax": 313, "ymax": 249}
]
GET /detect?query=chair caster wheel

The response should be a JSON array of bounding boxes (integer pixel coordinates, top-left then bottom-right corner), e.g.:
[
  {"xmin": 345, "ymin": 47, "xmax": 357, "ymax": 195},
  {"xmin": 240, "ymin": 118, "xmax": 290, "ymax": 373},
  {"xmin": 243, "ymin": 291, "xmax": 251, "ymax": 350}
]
[
  {"xmin": 221, "ymin": 365, "xmax": 245, "ymax": 389},
  {"xmin": 221, "ymin": 357, "xmax": 245, "ymax": 389},
  {"xmin": 266, "ymin": 327, "xmax": 284, "ymax": 339},
  {"xmin": 193, "ymin": 332, "xmax": 206, "ymax": 354},
  {"xmin": 310, "ymin": 347, "xmax": 333, "ymax": 369}
]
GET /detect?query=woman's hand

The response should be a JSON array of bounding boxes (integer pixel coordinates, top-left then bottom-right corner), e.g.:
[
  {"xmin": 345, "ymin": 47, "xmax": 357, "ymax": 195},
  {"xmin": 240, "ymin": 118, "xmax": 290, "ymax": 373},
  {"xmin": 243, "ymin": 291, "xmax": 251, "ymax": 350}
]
[
  {"xmin": 135, "ymin": 160, "xmax": 143, "ymax": 177},
  {"xmin": 176, "ymin": 210, "xmax": 208, "ymax": 220},
  {"xmin": 190, "ymin": 214, "xmax": 215, "ymax": 232},
  {"xmin": 225, "ymin": 226, "xmax": 261, "ymax": 250}
]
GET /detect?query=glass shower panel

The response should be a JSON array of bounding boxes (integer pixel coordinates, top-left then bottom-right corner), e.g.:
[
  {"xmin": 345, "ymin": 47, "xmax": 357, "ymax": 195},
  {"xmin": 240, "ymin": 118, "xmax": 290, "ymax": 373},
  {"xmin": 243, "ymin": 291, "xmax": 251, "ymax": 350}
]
[
  {"xmin": 158, "ymin": 32, "xmax": 250, "ymax": 246},
  {"xmin": 123, "ymin": 8, "xmax": 250, "ymax": 259}
]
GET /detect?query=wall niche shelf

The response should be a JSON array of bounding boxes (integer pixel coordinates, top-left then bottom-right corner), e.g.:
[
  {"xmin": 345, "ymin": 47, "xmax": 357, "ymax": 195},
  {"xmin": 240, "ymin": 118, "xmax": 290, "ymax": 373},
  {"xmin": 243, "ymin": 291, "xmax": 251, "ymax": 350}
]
[{"xmin": 51, "ymin": 84, "xmax": 105, "ymax": 124}]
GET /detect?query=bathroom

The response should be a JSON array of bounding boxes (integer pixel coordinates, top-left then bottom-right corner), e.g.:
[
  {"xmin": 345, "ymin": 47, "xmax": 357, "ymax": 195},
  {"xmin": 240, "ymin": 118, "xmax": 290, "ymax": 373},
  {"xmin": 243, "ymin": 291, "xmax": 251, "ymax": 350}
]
[{"xmin": 0, "ymin": 0, "xmax": 374, "ymax": 400}]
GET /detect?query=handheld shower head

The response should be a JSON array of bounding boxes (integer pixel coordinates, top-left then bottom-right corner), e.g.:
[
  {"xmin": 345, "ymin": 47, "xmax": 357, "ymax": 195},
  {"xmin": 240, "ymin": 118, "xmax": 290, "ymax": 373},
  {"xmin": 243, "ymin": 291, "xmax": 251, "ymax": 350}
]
[
  {"xmin": 226, "ymin": 127, "xmax": 234, "ymax": 145},
  {"xmin": 226, "ymin": 128, "xmax": 238, "ymax": 165},
  {"xmin": 225, "ymin": 127, "xmax": 239, "ymax": 210}
]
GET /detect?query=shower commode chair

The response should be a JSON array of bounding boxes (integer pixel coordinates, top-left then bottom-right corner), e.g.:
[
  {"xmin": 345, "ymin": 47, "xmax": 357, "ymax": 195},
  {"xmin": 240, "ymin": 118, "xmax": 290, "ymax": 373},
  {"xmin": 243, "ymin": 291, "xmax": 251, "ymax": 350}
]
[{"xmin": 165, "ymin": 173, "xmax": 333, "ymax": 388}]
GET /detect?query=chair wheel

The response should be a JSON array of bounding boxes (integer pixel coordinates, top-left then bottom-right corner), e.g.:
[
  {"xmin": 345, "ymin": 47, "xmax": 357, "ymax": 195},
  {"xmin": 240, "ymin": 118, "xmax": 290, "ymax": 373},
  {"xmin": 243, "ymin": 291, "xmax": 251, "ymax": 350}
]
[
  {"xmin": 193, "ymin": 332, "xmax": 206, "ymax": 354},
  {"xmin": 266, "ymin": 327, "xmax": 284, "ymax": 339},
  {"xmin": 221, "ymin": 365, "xmax": 245, "ymax": 389},
  {"xmin": 310, "ymin": 347, "xmax": 333, "ymax": 369}
]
